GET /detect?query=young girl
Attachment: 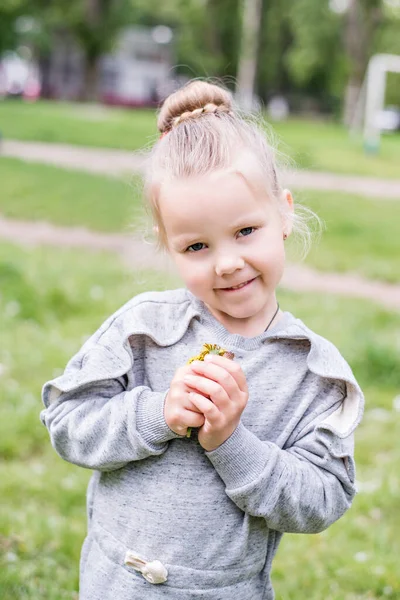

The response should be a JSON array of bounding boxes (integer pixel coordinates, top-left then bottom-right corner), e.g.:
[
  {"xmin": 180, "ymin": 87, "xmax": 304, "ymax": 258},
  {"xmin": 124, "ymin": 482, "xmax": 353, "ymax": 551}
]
[{"xmin": 41, "ymin": 81, "xmax": 364, "ymax": 600}]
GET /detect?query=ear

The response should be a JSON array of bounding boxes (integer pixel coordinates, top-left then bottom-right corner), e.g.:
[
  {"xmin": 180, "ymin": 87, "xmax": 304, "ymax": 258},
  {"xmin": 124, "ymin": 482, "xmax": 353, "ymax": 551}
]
[{"xmin": 281, "ymin": 189, "xmax": 294, "ymax": 237}]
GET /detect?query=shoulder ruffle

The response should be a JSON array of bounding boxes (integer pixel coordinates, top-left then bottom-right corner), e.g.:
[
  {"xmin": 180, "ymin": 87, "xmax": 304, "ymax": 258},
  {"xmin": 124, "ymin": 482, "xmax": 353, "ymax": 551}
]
[
  {"xmin": 42, "ymin": 289, "xmax": 200, "ymax": 407},
  {"xmin": 271, "ymin": 317, "xmax": 364, "ymax": 441}
]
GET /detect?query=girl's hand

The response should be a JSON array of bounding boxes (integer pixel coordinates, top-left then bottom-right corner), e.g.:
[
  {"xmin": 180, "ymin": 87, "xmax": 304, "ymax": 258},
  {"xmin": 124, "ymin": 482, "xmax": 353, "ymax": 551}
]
[
  {"xmin": 183, "ymin": 354, "xmax": 248, "ymax": 451},
  {"xmin": 164, "ymin": 365, "xmax": 205, "ymax": 436}
]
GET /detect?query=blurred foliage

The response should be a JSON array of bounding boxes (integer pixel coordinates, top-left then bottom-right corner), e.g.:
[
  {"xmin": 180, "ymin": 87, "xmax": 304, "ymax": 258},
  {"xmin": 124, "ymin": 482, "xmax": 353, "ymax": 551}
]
[
  {"xmin": 0, "ymin": 0, "xmax": 28, "ymax": 55},
  {"xmin": 1, "ymin": 1, "xmax": 400, "ymax": 111}
]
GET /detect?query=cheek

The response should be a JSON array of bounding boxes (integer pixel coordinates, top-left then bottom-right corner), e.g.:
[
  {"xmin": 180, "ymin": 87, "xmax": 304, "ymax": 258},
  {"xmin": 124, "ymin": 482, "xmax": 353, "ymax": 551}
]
[
  {"xmin": 173, "ymin": 256, "xmax": 211, "ymax": 290},
  {"xmin": 256, "ymin": 231, "xmax": 284, "ymax": 261}
]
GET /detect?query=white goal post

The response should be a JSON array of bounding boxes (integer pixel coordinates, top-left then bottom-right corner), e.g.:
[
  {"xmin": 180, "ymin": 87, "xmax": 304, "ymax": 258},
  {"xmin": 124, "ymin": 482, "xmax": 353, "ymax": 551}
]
[{"xmin": 363, "ymin": 53, "xmax": 400, "ymax": 152}]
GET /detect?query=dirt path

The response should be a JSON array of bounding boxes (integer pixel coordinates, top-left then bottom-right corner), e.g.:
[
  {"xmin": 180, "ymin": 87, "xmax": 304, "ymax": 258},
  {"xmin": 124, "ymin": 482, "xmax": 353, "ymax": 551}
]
[
  {"xmin": 2, "ymin": 139, "xmax": 400, "ymax": 199},
  {"xmin": 2, "ymin": 216, "xmax": 399, "ymax": 311}
]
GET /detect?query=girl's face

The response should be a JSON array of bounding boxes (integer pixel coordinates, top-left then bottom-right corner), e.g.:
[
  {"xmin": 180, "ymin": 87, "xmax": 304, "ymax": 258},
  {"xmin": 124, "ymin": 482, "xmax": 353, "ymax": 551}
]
[{"xmin": 159, "ymin": 169, "xmax": 293, "ymax": 336}]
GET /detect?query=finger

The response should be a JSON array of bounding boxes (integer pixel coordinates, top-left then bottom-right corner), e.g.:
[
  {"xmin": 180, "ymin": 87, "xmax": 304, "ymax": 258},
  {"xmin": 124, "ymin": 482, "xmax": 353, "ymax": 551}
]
[
  {"xmin": 174, "ymin": 364, "xmax": 195, "ymax": 380},
  {"xmin": 204, "ymin": 354, "xmax": 248, "ymax": 393},
  {"xmin": 183, "ymin": 374, "xmax": 230, "ymax": 411},
  {"xmin": 173, "ymin": 380, "xmax": 208, "ymax": 412},
  {"xmin": 188, "ymin": 392, "xmax": 221, "ymax": 426},
  {"xmin": 185, "ymin": 409, "xmax": 205, "ymax": 429},
  {"xmin": 185, "ymin": 396, "xmax": 206, "ymax": 414},
  {"xmin": 190, "ymin": 361, "xmax": 239, "ymax": 399}
]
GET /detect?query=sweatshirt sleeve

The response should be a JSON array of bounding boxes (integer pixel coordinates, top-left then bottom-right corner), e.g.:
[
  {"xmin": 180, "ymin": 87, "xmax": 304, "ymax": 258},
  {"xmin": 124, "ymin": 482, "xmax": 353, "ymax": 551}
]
[
  {"xmin": 205, "ymin": 388, "xmax": 358, "ymax": 534},
  {"xmin": 40, "ymin": 346, "xmax": 181, "ymax": 472}
]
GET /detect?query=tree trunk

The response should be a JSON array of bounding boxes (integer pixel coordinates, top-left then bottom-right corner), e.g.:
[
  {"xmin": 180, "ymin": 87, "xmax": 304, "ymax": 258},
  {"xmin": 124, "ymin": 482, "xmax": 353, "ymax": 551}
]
[
  {"xmin": 82, "ymin": 57, "xmax": 99, "ymax": 102},
  {"xmin": 343, "ymin": 0, "xmax": 382, "ymax": 127},
  {"xmin": 236, "ymin": 0, "xmax": 263, "ymax": 111},
  {"xmin": 80, "ymin": 0, "xmax": 111, "ymax": 101}
]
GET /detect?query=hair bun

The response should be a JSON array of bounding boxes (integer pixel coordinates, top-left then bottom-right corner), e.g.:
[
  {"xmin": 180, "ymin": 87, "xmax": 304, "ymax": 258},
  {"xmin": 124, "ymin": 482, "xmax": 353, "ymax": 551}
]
[{"xmin": 157, "ymin": 81, "xmax": 233, "ymax": 134}]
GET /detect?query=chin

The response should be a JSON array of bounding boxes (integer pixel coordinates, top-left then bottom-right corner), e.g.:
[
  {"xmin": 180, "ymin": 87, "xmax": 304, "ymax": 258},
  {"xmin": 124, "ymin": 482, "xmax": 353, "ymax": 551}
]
[{"xmin": 221, "ymin": 304, "xmax": 259, "ymax": 320}]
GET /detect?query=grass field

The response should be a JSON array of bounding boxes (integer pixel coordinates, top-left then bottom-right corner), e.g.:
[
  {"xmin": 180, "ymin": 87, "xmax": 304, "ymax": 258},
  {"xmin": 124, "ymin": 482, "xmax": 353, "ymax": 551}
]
[
  {"xmin": 1, "ymin": 157, "xmax": 400, "ymax": 284},
  {"xmin": 0, "ymin": 100, "xmax": 157, "ymax": 151},
  {"xmin": 0, "ymin": 157, "xmax": 145, "ymax": 232},
  {"xmin": 0, "ymin": 241, "xmax": 399, "ymax": 599},
  {"xmin": 1, "ymin": 99, "xmax": 400, "ymax": 178},
  {"xmin": 288, "ymin": 189, "xmax": 400, "ymax": 284}
]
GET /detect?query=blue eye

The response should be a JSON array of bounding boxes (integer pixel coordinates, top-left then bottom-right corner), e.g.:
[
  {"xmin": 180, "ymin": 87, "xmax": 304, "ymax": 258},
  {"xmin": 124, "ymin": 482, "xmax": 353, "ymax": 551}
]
[
  {"xmin": 186, "ymin": 242, "xmax": 206, "ymax": 252},
  {"xmin": 238, "ymin": 227, "xmax": 255, "ymax": 237}
]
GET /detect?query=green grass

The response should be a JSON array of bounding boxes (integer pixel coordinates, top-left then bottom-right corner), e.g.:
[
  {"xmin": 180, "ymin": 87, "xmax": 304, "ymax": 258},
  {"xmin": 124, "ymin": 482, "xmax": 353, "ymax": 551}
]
[
  {"xmin": 1, "ymin": 99, "xmax": 400, "ymax": 178},
  {"xmin": 272, "ymin": 118, "xmax": 400, "ymax": 180},
  {"xmin": 1, "ymin": 157, "xmax": 400, "ymax": 284},
  {"xmin": 1, "ymin": 241, "xmax": 399, "ymax": 598},
  {"xmin": 0, "ymin": 99, "xmax": 157, "ymax": 150},
  {"xmin": 0, "ymin": 157, "xmax": 146, "ymax": 233},
  {"xmin": 288, "ymin": 189, "xmax": 400, "ymax": 284}
]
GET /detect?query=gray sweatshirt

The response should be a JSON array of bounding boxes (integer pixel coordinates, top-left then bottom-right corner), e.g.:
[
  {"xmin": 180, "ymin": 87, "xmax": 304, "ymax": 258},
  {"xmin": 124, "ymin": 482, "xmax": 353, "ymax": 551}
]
[{"xmin": 41, "ymin": 288, "xmax": 364, "ymax": 600}]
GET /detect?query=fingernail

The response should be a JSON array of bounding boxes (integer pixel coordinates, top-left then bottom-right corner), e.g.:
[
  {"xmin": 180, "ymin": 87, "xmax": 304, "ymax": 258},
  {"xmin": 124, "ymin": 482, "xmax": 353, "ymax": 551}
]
[{"xmin": 204, "ymin": 354, "xmax": 213, "ymax": 362}]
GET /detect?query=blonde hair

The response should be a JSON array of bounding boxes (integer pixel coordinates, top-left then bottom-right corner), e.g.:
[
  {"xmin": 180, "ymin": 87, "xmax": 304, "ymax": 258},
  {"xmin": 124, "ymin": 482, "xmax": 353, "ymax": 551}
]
[{"xmin": 144, "ymin": 80, "xmax": 319, "ymax": 255}]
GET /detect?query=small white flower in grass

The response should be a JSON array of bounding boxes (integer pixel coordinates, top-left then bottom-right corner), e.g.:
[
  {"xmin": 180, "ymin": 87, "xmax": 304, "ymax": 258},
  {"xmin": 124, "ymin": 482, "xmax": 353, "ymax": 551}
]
[
  {"xmin": 393, "ymin": 395, "xmax": 400, "ymax": 412},
  {"xmin": 5, "ymin": 301, "xmax": 21, "ymax": 317},
  {"xmin": 31, "ymin": 461, "xmax": 46, "ymax": 475},
  {"xmin": 356, "ymin": 479, "xmax": 381, "ymax": 493},
  {"xmin": 373, "ymin": 565, "xmax": 385, "ymax": 576},
  {"xmin": 48, "ymin": 515, "xmax": 64, "ymax": 528},
  {"xmin": 367, "ymin": 408, "xmax": 391, "ymax": 422},
  {"xmin": 5, "ymin": 552, "xmax": 18, "ymax": 563},
  {"xmin": 90, "ymin": 285, "xmax": 104, "ymax": 300},
  {"xmin": 369, "ymin": 508, "xmax": 382, "ymax": 521},
  {"xmin": 329, "ymin": 581, "xmax": 339, "ymax": 592},
  {"xmin": 61, "ymin": 475, "xmax": 78, "ymax": 489},
  {"xmin": 383, "ymin": 586, "xmax": 393, "ymax": 596},
  {"xmin": 0, "ymin": 363, "xmax": 7, "ymax": 377},
  {"xmin": 354, "ymin": 551, "xmax": 368, "ymax": 563}
]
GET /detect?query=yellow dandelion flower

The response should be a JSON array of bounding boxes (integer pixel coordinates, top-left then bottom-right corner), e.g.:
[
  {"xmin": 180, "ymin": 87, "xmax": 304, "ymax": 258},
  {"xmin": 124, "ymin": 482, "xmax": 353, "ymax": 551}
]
[{"xmin": 186, "ymin": 344, "xmax": 235, "ymax": 438}]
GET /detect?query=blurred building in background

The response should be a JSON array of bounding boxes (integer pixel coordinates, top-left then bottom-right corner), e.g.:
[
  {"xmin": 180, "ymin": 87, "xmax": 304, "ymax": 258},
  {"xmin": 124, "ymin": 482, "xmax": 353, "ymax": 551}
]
[{"xmin": 46, "ymin": 26, "xmax": 174, "ymax": 106}]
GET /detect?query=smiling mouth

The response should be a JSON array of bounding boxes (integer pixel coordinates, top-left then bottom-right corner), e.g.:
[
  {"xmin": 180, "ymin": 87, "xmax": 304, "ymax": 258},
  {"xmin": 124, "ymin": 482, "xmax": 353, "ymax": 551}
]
[{"xmin": 219, "ymin": 277, "xmax": 257, "ymax": 292}]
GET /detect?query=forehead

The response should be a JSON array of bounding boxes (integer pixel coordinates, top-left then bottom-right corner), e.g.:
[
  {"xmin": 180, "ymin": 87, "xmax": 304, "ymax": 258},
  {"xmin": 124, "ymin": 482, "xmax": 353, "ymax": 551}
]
[{"xmin": 159, "ymin": 171, "xmax": 270, "ymax": 234}]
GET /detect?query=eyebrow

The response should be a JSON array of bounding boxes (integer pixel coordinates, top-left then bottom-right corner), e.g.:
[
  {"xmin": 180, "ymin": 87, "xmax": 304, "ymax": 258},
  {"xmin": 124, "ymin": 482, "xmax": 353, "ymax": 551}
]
[
  {"xmin": 229, "ymin": 211, "xmax": 266, "ymax": 229},
  {"xmin": 171, "ymin": 234, "xmax": 201, "ymax": 249}
]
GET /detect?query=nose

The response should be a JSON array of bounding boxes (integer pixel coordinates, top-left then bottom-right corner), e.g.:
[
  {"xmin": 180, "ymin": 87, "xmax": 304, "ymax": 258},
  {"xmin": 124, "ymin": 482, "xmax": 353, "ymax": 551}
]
[{"xmin": 214, "ymin": 253, "xmax": 245, "ymax": 277}]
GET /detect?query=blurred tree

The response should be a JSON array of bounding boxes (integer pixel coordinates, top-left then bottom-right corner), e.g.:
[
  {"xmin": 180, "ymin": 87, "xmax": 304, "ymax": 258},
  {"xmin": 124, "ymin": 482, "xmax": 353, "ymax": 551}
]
[
  {"xmin": 0, "ymin": 0, "xmax": 29, "ymax": 56},
  {"xmin": 257, "ymin": 0, "xmax": 344, "ymax": 113},
  {"xmin": 126, "ymin": 0, "xmax": 241, "ymax": 84}
]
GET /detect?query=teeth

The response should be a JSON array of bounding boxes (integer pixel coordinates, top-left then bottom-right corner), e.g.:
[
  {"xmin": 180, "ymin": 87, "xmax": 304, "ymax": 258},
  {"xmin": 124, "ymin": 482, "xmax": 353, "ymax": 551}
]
[{"xmin": 230, "ymin": 280, "xmax": 249, "ymax": 290}]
